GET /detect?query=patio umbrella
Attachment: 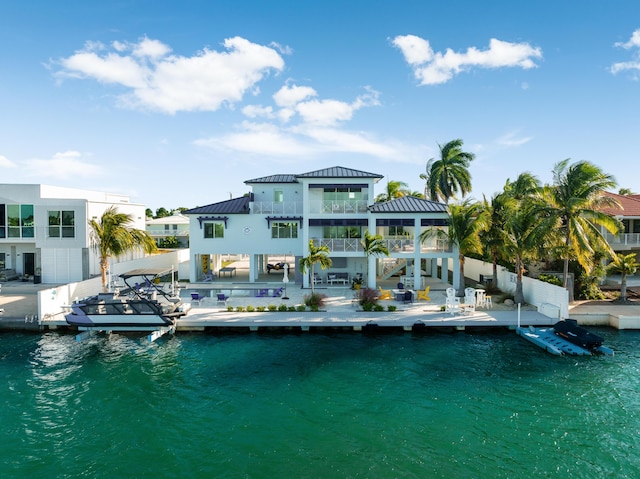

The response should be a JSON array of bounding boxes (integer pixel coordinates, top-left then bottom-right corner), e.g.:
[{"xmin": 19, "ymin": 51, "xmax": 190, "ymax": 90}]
[{"xmin": 282, "ymin": 263, "xmax": 290, "ymax": 300}]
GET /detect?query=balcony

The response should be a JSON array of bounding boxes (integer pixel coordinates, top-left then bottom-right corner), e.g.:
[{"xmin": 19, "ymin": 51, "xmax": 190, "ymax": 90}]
[
  {"xmin": 605, "ymin": 232, "xmax": 640, "ymax": 249},
  {"xmin": 314, "ymin": 237, "xmax": 452, "ymax": 254},
  {"xmin": 309, "ymin": 200, "xmax": 369, "ymax": 214},
  {"xmin": 252, "ymin": 201, "xmax": 303, "ymax": 215}
]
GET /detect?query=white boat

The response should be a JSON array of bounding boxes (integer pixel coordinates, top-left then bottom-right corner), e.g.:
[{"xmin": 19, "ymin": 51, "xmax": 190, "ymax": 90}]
[{"xmin": 65, "ymin": 268, "xmax": 190, "ymax": 332}]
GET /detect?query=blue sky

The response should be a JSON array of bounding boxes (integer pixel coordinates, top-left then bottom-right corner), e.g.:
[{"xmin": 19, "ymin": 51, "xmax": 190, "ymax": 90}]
[{"xmin": 2, "ymin": 1, "xmax": 640, "ymax": 211}]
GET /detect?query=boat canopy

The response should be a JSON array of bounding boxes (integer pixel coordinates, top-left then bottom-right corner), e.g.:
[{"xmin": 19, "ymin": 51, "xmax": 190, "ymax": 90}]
[{"xmin": 119, "ymin": 268, "xmax": 174, "ymax": 279}]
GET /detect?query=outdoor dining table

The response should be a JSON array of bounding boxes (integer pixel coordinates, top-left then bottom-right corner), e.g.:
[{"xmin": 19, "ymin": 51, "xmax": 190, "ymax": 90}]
[{"xmin": 219, "ymin": 266, "xmax": 237, "ymax": 277}]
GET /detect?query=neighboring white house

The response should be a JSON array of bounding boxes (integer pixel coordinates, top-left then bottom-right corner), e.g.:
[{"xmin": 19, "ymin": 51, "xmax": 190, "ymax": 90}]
[
  {"xmin": 0, "ymin": 184, "xmax": 148, "ymax": 284},
  {"xmin": 184, "ymin": 166, "xmax": 459, "ymax": 289},
  {"xmin": 600, "ymin": 191, "xmax": 640, "ymax": 253},
  {"xmin": 146, "ymin": 213, "xmax": 190, "ymax": 248}
]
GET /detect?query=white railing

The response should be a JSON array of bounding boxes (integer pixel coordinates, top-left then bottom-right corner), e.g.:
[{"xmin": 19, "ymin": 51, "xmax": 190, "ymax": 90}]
[
  {"xmin": 309, "ymin": 200, "xmax": 369, "ymax": 214},
  {"xmin": 318, "ymin": 238, "xmax": 363, "ymax": 252},
  {"xmin": 605, "ymin": 232, "xmax": 640, "ymax": 248},
  {"xmin": 251, "ymin": 201, "xmax": 303, "ymax": 214},
  {"xmin": 147, "ymin": 230, "xmax": 189, "ymax": 237},
  {"xmin": 385, "ymin": 238, "xmax": 414, "ymax": 252},
  {"xmin": 420, "ymin": 238, "xmax": 452, "ymax": 252}
]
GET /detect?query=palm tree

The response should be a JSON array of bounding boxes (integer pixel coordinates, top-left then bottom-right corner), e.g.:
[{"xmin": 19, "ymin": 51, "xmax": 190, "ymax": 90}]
[
  {"xmin": 536, "ymin": 159, "xmax": 622, "ymax": 288},
  {"xmin": 420, "ymin": 199, "xmax": 489, "ymax": 295},
  {"xmin": 298, "ymin": 240, "xmax": 332, "ymax": 294},
  {"xmin": 607, "ymin": 253, "xmax": 639, "ymax": 301},
  {"xmin": 374, "ymin": 180, "xmax": 410, "ymax": 203},
  {"xmin": 424, "ymin": 139, "xmax": 475, "ymax": 203},
  {"xmin": 89, "ymin": 206, "xmax": 158, "ymax": 292},
  {"xmin": 360, "ymin": 230, "xmax": 390, "ymax": 288}
]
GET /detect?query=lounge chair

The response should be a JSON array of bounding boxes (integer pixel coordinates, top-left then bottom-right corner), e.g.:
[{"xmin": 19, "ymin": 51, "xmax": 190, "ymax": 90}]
[
  {"xmin": 202, "ymin": 271, "xmax": 215, "ymax": 282},
  {"xmin": 216, "ymin": 293, "xmax": 229, "ymax": 305},
  {"xmin": 416, "ymin": 286, "xmax": 431, "ymax": 301},
  {"xmin": 191, "ymin": 292, "xmax": 205, "ymax": 305},
  {"xmin": 378, "ymin": 286, "xmax": 392, "ymax": 300},
  {"xmin": 272, "ymin": 287, "xmax": 284, "ymax": 297},
  {"xmin": 267, "ymin": 262, "xmax": 287, "ymax": 274}
]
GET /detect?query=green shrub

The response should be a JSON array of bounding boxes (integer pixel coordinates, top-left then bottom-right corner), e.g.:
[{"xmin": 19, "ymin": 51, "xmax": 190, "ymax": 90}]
[
  {"xmin": 246, "ymin": 305, "xmax": 255, "ymax": 312},
  {"xmin": 267, "ymin": 304, "xmax": 277, "ymax": 312},
  {"xmin": 278, "ymin": 303, "xmax": 288, "ymax": 312},
  {"xmin": 257, "ymin": 306, "xmax": 266, "ymax": 312},
  {"xmin": 373, "ymin": 304, "xmax": 384, "ymax": 312},
  {"xmin": 296, "ymin": 304, "xmax": 306, "ymax": 312},
  {"xmin": 358, "ymin": 287, "xmax": 379, "ymax": 310},
  {"xmin": 235, "ymin": 306, "xmax": 245, "ymax": 312},
  {"xmin": 227, "ymin": 305, "xmax": 234, "ymax": 312},
  {"xmin": 288, "ymin": 306, "xmax": 297, "ymax": 312},
  {"xmin": 387, "ymin": 305, "xmax": 397, "ymax": 312},
  {"xmin": 303, "ymin": 292, "xmax": 327, "ymax": 310},
  {"xmin": 538, "ymin": 273, "xmax": 562, "ymax": 286}
]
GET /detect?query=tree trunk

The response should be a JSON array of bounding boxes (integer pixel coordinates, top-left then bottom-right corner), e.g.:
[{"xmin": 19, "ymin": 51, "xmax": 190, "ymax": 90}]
[
  {"xmin": 514, "ymin": 257, "xmax": 525, "ymax": 304},
  {"xmin": 621, "ymin": 272, "xmax": 627, "ymax": 301},
  {"xmin": 100, "ymin": 257, "xmax": 109, "ymax": 293},
  {"xmin": 458, "ymin": 255, "xmax": 465, "ymax": 296}
]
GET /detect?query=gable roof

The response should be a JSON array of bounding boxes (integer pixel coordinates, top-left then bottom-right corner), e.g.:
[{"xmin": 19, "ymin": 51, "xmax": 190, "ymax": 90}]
[
  {"xmin": 183, "ymin": 195, "xmax": 251, "ymax": 215},
  {"xmin": 296, "ymin": 166, "xmax": 383, "ymax": 180},
  {"xmin": 600, "ymin": 192, "xmax": 640, "ymax": 217},
  {"xmin": 369, "ymin": 196, "xmax": 448, "ymax": 213}
]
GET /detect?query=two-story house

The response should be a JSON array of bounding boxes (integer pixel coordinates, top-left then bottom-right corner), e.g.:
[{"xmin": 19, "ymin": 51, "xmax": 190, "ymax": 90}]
[
  {"xmin": 0, "ymin": 184, "xmax": 148, "ymax": 283},
  {"xmin": 600, "ymin": 191, "xmax": 640, "ymax": 253},
  {"xmin": 146, "ymin": 213, "xmax": 190, "ymax": 248},
  {"xmin": 184, "ymin": 166, "xmax": 459, "ymax": 289}
]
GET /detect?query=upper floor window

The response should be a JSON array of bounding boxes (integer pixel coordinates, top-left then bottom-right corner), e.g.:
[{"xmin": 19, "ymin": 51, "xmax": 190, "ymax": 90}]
[
  {"xmin": 48, "ymin": 210, "xmax": 75, "ymax": 238},
  {"xmin": 272, "ymin": 222, "xmax": 298, "ymax": 239},
  {"xmin": 7, "ymin": 204, "xmax": 34, "ymax": 238},
  {"xmin": 274, "ymin": 190, "xmax": 284, "ymax": 203},
  {"xmin": 0, "ymin": 204, "xmax": 5, "ymax": 238},
  {"xmin": 204, "ymin": 222, "xmax": 224, "ymax": 239}
]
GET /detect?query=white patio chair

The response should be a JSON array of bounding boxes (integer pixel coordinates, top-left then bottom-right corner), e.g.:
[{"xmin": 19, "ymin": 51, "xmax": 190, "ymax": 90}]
[
  {"xmin": 445, "ymin": 297, "xmax": 461, "ymax": 315},
  {"xmin": 475, "ymin": 290, "xmax": 487, "ymax": 308}
]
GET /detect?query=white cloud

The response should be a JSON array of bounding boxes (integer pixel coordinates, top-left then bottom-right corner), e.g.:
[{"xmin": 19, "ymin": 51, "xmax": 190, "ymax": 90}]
[
  {"xmin": 615, "ymin": 29, "xmax": 640, "ymax": 49},
  {"xmin": 392, "ymin": 35, "xmax": 542, "ymax": 85},
  {"xmin": 611, "ymin": 29, "xmax": 640, "ymax": 74},
  {"xmin": 24, "ymin": 151, "xmax": 104, "ymax": 180},
  {"xmin": 273, "ymin": 84, "xmax": 317, "ymax": 107},
  {"xmin": 56, "ymin": 36, "xmax": 285, "ymax": 114},
  {"xmin": 0, "ymin": 155, "xmax": 17, "ymax": 168},
  {"xmin": 242, "ymin": 104, "xmax": 274, "ymax": 119},
  {"xmin": 496, "ymin": 131, "xmax": 532, "ymax": 147}
]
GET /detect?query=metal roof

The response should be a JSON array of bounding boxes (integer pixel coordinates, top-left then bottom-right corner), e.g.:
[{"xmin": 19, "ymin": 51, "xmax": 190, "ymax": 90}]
[
  {"xmin": 244, "ymin": 174, "xmax": 298, "ymax": 184},
  {"xmin": 183, "ymin": 195, "xmax": 251, "ymax": 215},
  {"xmin": 296, "ymin": 166, "xmax": 384, "ymax": 180},
  {"xmin": 368, "ymin": 196, "xmax": 448, "ymax": 213}
]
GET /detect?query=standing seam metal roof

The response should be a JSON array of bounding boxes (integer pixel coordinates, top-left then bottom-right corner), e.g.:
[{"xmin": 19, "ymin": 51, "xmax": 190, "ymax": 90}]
[{"xmin": 368, "ymin": 196, "xmax": 447, "ymax": 213}]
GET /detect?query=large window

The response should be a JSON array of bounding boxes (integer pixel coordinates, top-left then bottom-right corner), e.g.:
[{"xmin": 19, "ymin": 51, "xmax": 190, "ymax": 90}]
[
  {"xmin": 322, "ymin": 225, "xmax": 362, "ymax": 239},
  {"xmin": 274, "ymin": 190, "xmax": 284, "ymax": 203},
  {"xmin": 7, "ymin": 204, "xmax": 34, "ymax": 238},
  {"xmin": 272, "ymin": 222, "xmax": 298, "ymax": 239},
  {"xmin": 204, "ymin": 222, "xmax": 224, "ymax": 238},
  {"xmin": 48, "ymin": 210, "xmax": 75, "ymax": 238},
  {"xmin": 0, "ymin": 252, "xmax": 5, "ymax": 269},
  {"xmin": 0, "ymin": 204, "xmax": 5, "ymax": 238}
]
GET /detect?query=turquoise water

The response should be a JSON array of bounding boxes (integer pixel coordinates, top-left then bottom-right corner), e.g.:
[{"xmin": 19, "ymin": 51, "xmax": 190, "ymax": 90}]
[{"xmin": 2, "ymin": 328, "xmax": 640, "ymax": 478}]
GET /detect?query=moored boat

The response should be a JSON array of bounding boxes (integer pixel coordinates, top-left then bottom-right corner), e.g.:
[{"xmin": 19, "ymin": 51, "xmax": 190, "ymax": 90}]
[
  {"xmin": 553, "ymin": 319, "xmax": 603, "ymax": 351},
  {"xmin": 65, "ymin": 268, "xmax": 190, "ymax": 331}
]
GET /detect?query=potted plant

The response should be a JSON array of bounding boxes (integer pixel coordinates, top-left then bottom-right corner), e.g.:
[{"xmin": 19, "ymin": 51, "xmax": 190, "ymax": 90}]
[{"xmin": 351, "ymin": 275, "xmax": 363, "ymax": 290}]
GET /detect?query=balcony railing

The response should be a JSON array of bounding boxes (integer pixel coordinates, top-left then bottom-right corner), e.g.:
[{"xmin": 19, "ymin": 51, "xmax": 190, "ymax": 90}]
[
  {"xmin": 605, "ymin": 232, "xmax": 640, "ymax": 248},
  {"xmin": 314, "ymin": 237, "xmax": 452, "ymax": 253},
  {"xmin": 309, "ymin": 200, "xmax": 369, "ymax": 214},
  {"xmin": 252, "ymin": 201, "xmax": 303, "ymax": 214}
]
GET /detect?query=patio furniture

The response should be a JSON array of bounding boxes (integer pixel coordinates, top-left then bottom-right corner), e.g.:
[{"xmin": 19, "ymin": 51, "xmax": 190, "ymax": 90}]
[
  {"xmin": 378, "ymin": 286, "xmax": 392, "ymax": 300},
  {"xmin": 396, "ymin": 282, "xmax": 404, "ymax": 290},
  {"xmin": 272, "ymin": 287, "xmax": 284, "ymax": 297},
  {"xmin": 403, "ymin": 290, "xmax": 413, "ymax": 304},
  {"xmin": 267, "ymin": 262, "xmax": 287, "ymax": 274},
  {"xmin": 485, "ymin": 295, "xmax": 493, "ymax": 309},
  {"xmin": 475, "ymin": 289, "xmax": 487, "ymax": 308},
  {"xmin": 313, "ymin": 273, "xmax": 322, "ymax": 284},
  {"xmin": 446, "ymin": 287, "xmax": 456, "ymax": 299},
  {"xmin": 445, "ymin": 297, "xmax": 461, "ymax": 315},
  {"xmin": 191, "ymin": 292, "xmax": 205, "ymax": 305},
  {"xmin": 202, "ymin": 271, "xmax": 216, "ymax": 282},
  {"xmin": 256, "ymin": 289, "xmax": 269, "ymax": 297},
  {"xmin": 416, "ymin": 286, "xmax": 431, "ymax": 301},
  {"xmin": 219, "ymin": 267, "xmax": 236, "ymax": 278},
  {"xmin": 216, "ymin": 293, "xmax": 229, "ymax": 305}
]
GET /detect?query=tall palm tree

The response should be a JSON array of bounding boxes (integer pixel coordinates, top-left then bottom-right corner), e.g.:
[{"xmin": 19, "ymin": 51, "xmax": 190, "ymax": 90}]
[
  {"xmin": 375, "ymin": 180, "xmax": 410, "ymax": 203},
  {"xmin": 420, "ymin": 199, "xmax": 489, "ymax": 295},
  {"xmin": 606, "ymin": 253, "xmax": 639, "ymax": 301},
  {"xmin": 424, "ymin": 139, "xmax": 475, "ymax": 203},
  {"xmin": 536, "ymin": 159, "xmax": 622, "ymax": 288},
  {"xmin": 89, "ymin": 206, "xmax": 158, "ymax": 292},
  {"xmin": 298, "ymin": 240, "xmax": 332, "ymax": 294},
  {"xmin": 360, "ymin": 230, "xmax": 390, "ymax": 288},
  {"xmin": 498, "ymin": 173, "xmax": 544, "ymax": 303}
]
